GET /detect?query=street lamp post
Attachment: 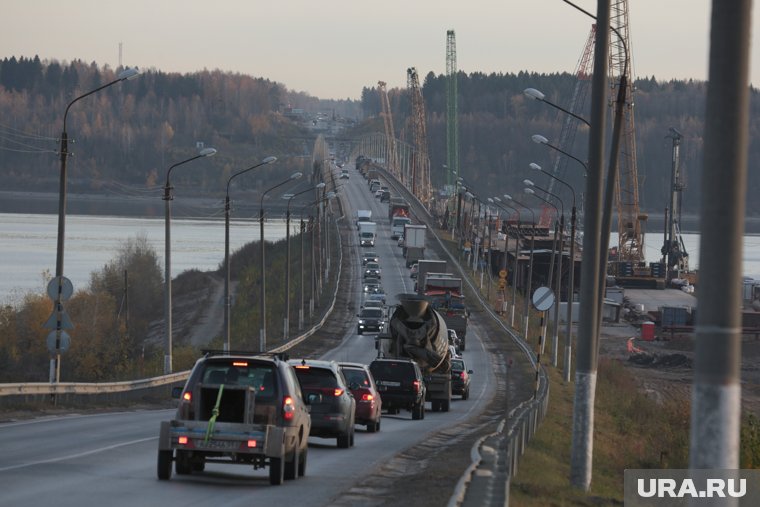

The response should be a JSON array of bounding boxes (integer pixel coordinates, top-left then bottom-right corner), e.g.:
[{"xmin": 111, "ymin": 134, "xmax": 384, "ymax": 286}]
[
  {"xmin": 224, "ymin": 156, "xmax": 277, "ymax": 351},
  {"xmin": 524, "ymin": 88, "xmax": 591, "ymax": 127},
  {"xmin": 531, "ymin": 162, "xmax": 578, "ymax": 380},
  {"xmin": 259, "ymin": 172, "xmax": 302, "ymax": 352},
  {"xmin": 284, "ymin": 183, "xmax": 325, "ymax": 341},
  {"xmin": 164, "ymin": 147, "xmax": 217, "ymax": 374},
  {"xmin": 299, "ymin": 192, "xmax": 336, "ymax": 325},
  {"xmin": 50, "ymin": 67, "xmax": 140, "ymax": 384},
  {"xmin": 505, "ymin": 194, "xmax": 535, "ymax": 340}
]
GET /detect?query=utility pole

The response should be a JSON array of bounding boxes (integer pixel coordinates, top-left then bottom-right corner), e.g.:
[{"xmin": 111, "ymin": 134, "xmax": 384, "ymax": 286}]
[
  {"xmin": 570, "ymin": 0, "xmax": 609, "ymax": 491},
  {"xmin": 689, "ymin": 0, "xmax": 751, "ymax": 471}
]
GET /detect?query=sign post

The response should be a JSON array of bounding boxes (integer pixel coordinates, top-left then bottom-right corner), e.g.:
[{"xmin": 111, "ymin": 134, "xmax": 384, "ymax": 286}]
[{"xmin": 531, "ymin": 286, "xmax": 555, "ymax": 398}]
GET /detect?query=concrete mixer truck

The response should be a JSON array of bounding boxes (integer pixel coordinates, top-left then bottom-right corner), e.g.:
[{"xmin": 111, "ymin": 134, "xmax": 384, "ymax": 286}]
[{"xmin": 372, "ymin": 294, "xmax": 452, "ymax": 413}]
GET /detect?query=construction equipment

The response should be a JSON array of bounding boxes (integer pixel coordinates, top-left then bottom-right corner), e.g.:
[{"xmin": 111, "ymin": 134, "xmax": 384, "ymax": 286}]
[
  {"xmin": 378, "ymin": 81, "xmax": 400, "ymax": 182},
  {"xmin": 406, "ymin": 67, "xmax": 431, "ymax": 207},
  {"xmin": 610, "ymin": 0, "xmax": 646, "ymax": 264}
]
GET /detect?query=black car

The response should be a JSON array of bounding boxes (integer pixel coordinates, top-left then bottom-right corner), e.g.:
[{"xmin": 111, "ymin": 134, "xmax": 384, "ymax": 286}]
[
  {"xmin": 290, "ymin": 359, "xmax": 356, "ymax": 448},
  {"xmin": 357, "ymin": 307, "xmax": 384, "ymax": 334},
  {"xmin": 380, "ymin": 190, "xmax": 391, "ymax": 202},
  {"xmin": 451, "ymin": 357, "xmax": 473, "ymax": 399},
  {"xmin": 369, "ymin": 358, "xmax": 426, "ymax": 420}
]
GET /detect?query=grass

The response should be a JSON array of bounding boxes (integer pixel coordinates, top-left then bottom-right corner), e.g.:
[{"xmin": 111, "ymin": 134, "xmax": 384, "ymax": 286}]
[{"xmin": 509, "ymin": 359, "xmax": 691, "ymax": 506}]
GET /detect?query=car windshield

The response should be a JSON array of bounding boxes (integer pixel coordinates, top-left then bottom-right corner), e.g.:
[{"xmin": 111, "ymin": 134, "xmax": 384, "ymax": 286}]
[
  {"xmin": 200, "ymin": 360, "xmax": 276, "ymax": 398},
  {"xmin": 341, "ymin": 368, "xmax": 370, "ymax": 388},
  {"xmin": 366, "ymin": 263, "xmax": 379, "ymax": 270},
  {"xmin": 370, "ymin": 361, "xmax": 415, "ymax": 382},
  {"xmin": 451, "ymin": 359, "xmax": 465, "ymax": 370},
  {"xmin": 360, "ymin": 308, "xmax": 383, "ymax": 318},
  {"xmin": 293, "ymin": 367, "xmax": 338, "ymax": 388}
]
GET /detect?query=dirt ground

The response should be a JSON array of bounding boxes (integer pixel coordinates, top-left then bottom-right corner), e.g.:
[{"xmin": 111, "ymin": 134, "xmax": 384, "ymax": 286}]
[{"xmin": 597, "ymin": 319, "xmax": 760, "ymax": 417}]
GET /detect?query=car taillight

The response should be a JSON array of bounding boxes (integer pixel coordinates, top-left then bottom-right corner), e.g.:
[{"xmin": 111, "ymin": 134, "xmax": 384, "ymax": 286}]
[
  {"xmin": 361, "ymin": 393, "xmax": 374, "ymax": 401},
  {"xmin": 178, "ymin": 436, "xmax": 189, "ymax": 445},
  {"xmin": 283, "ymin": 396, "xmax": 295, "ymax": 421},
  {"xmin": 182, "ymin": 391, "xmax": 192, "ymax": 402},
  {"xmin": 413, "ymin": 380, "xmax": 421, "ymax": 393},
  {"xmin": 460, "ymin": 372, "xmax": 467, "ymax": 380},
  {"xmin": 334, "ymin": 388, "xmax": 344, "ymax": 397}
]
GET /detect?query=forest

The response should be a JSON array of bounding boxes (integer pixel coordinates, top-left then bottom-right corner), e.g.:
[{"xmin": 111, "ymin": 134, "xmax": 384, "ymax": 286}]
[{"xmin": 1, "ymin": 55, "xmax": 759, "ymax": 217}]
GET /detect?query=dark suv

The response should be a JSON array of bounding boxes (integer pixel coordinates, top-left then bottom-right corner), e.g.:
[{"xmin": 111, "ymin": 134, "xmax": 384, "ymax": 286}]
[
  {"xmin": 357, "ymin": 307, "xmax": 385, "ymax": 335},
  {"xmin": 369, "ymin": 358, "xmax": 426, "ymax": 420},
  {"xmin": 157, "ymin": 352, "xmax": 312, "ymax": 485},
  {"xmin": 290, "ymin": 359, "xmax": 356, "ymax": 448}
]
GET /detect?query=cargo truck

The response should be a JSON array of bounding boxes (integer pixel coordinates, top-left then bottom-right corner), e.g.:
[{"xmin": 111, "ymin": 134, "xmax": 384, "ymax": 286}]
[
  {"xmin": 414, "ymin": 260, "xmax": 448, "ymax": 294},
  {"xmin": 423, "ymin": 275, "xmax": 470, "ymax": 351},
  {"xmin": 359, "ymin": 221, "xmax": 377, "ymax": 247},
  {"xmin": 403, "ymin": 224, "xmax": 426, "ymax": 267}
]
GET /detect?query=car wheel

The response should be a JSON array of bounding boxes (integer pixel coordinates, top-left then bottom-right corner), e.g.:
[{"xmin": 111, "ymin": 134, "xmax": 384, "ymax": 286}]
[
  {"xmin": 175, "ymin": 450, "xmax": 193, "ymax": 475},
  {"xmin": 421, "ymin": 402, "xmax": 426, "ymax": 419},
  {"xmin": 462, "ymin": 388, "xmax": 469, "ymax": 400},
  {"xmin": 157, "ymin": 450, "xmax": 172, "ymax": 480},
  {"xmin": 431, "ymin": 400, "xmax": 440, "ymax": 412},
  {"xmin": 269, "ymin": 457, "xmax": 284, "ymax": 485},
  {"xmin": 412, "ymin": 401, "xmax": 423, "ymax": 420},
  {"xmin": 337, "ymin": 432, "xmax": 351, "ymax": 449},
  {"xmin": 442, "ymin": 399, "xmax": 451, "ymax": 412},
  {"xmin": 349, "ymin": 429, "xmax": 355, "ymax": 447},
  {"xmin": 298, "ymin": 447, "xmax": 308, "ymax": 477},
  {"xmin": 284, "ymin": 446, "xmax": 299, "ymax": 480},
  {"xmin": 367, "ymin": 420, "xmax": 378, "ymax": 433},
  {"xmin": 358, "ymin": 329, "xmax": 363, "ymax": 335}
]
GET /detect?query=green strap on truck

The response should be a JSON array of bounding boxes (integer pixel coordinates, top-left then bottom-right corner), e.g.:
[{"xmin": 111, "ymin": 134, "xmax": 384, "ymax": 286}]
[{"xmin": 204, "ymin": 384, "xmax": 225, "ymax": 443}]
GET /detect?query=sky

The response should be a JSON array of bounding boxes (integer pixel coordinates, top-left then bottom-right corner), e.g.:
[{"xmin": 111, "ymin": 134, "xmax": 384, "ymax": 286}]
[{"xmin": 2, "ymin": 1, "xmax": 758, "ymax": 100}]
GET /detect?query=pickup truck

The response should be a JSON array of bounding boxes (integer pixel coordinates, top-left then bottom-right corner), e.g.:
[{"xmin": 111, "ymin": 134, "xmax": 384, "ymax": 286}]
[{"xmin": 157, "ymin": 352, "xmax": 315, "ymax": 485}]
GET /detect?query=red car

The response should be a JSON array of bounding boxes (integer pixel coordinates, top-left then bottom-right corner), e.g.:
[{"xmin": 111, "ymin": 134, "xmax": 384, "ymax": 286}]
[{"xmin": 338, "ymin": 362, "xmax": 382, "ymax": 432}]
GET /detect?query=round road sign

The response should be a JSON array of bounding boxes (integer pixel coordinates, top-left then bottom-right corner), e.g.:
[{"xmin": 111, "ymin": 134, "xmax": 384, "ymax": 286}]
[
  {"xmin": 532, "ymin": 286, "xmax": 555, "ymax": 311},
  {"xmin": 47, "ymin": 276, "xmax": 74, "ymax": 302},
  {"xmin": 499, "ymin": 269, "xmax": 507, "ymax": 279}
]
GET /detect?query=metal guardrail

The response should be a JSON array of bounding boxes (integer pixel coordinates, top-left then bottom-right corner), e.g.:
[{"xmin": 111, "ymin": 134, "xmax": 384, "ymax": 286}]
[
  {"xmin": 0, "ymin": 194, "xmax": 348, "ymax": 408},
  {"xmin": 374, "ymin": 162, "xmax": 550, "ymax": 507}
]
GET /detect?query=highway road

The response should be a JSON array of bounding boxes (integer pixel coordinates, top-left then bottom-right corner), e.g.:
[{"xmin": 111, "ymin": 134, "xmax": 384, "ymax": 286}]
[{"xmin": 0, "ymin": 165, "xmax": 497, "ymax": 506}]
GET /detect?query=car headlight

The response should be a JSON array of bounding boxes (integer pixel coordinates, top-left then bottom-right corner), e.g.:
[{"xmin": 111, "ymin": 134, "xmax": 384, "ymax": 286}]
[{"xmin": 359, "ymin": 320, "xmax": 366, "ymax": 324}]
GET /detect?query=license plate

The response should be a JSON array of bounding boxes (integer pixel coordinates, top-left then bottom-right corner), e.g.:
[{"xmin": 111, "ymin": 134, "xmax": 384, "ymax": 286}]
[
  {"xmin": 192, "ymin": 439, "xmax": 240, "ymax": 450},
  {"xmin": 378, "ymin": 381, "xmax": 401, "ymax": 387}
]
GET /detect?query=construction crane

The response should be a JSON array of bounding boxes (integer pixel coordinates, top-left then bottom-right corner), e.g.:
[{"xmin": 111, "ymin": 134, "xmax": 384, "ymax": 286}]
[
  {"xmin": 378, "ymin": 80, "xmax": 400, "ymax": 181},
  {"xmin": 609, "ymin": 0, "xmax": 646, "ymax": 264},
  {"xmin": 446, "ymin": 30, "xmax": 459, "ymax": 190},
  {"xmin": 662, "ymin": 127, "xmax": 689, "ymax": 272},
  {"xmin": 406, "ymin": 67, "xmax": 431, "ymax": 207}
]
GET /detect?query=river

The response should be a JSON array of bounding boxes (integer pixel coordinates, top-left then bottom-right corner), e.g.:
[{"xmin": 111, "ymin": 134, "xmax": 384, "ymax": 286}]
[{"xmin": 0, "ymin": 213, "xmax": 296, "ymax": 305}]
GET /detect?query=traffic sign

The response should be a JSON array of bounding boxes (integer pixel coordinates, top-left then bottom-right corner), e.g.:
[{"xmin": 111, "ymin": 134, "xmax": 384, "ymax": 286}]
[
  {"xmin": 43, "ymin": 308, "xmax": 74, "ymax": 330},
  {"xmin": 499, "ymin": 269, "xmax": 508, "ymax": 279},
  {"xmin": 532, "ymin": 286, "xmax": 555, "ymax": 311},
  {"xmin": 47, "ymin": 276, "xmax": 73, "ymax": 302},
  {"xmin": 47, "ymin": 330, "xmax": 71, "ymax": 354}
]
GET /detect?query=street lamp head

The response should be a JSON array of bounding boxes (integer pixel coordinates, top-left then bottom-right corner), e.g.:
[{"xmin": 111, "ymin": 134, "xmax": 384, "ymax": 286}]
[
  {"xmin": 524, "ymin": 179, "xmax": 535, "ymax": 187},
  {"xmin": 262, "ymin": 156, "xmax": 277, "ymax": 164},
  {"xmin": 465, "ymin": 191, "xmax": 474, "ymax": 199},
  {"xmin": 290, "ymin": 172, "xmax": 303, "ymax": 180},
  {"xmin": 118, "ymin": 67, "xmax": 141, "ymax": 81},
  {"xmin": 529, "ymin": 162, "xmax": 542, "ymax": 172},
  {"xmin": 493, "ymin": 196, "xmax": 502, "ymax": 203},
  {"xmin": 524, "ymin": 87, "xmax": 545, "ymax": 101},
  {"xmin": 487, "ymin": 197, "xmax": 494, "ymax": 203},
  {"xmin": 316, "ymin": 182, "xmax": 326, "ymax": 189},
  {"xmin": 524, "ymin": 188, "xmax": 536, "ymax": 196},
  {"xmin": 326, "ymin": 191, "xmax": 337, "ymax": 199},
  {"xmin": 200, "ymin": 147, "xmax": 217, "ymax": 157},
  {"xmin": 531, "ymin": 134, "xmax": 549, "ymax": 145},
  {"xmin": 504, "ymin": 194, "xmax": 513, "ymax": 201}
]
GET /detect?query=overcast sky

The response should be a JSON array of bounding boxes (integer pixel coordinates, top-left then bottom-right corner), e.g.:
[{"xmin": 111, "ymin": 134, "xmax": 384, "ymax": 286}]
[{"xmin": 3, "ymin": 1, "xmax": 757, "ymax": 100}]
